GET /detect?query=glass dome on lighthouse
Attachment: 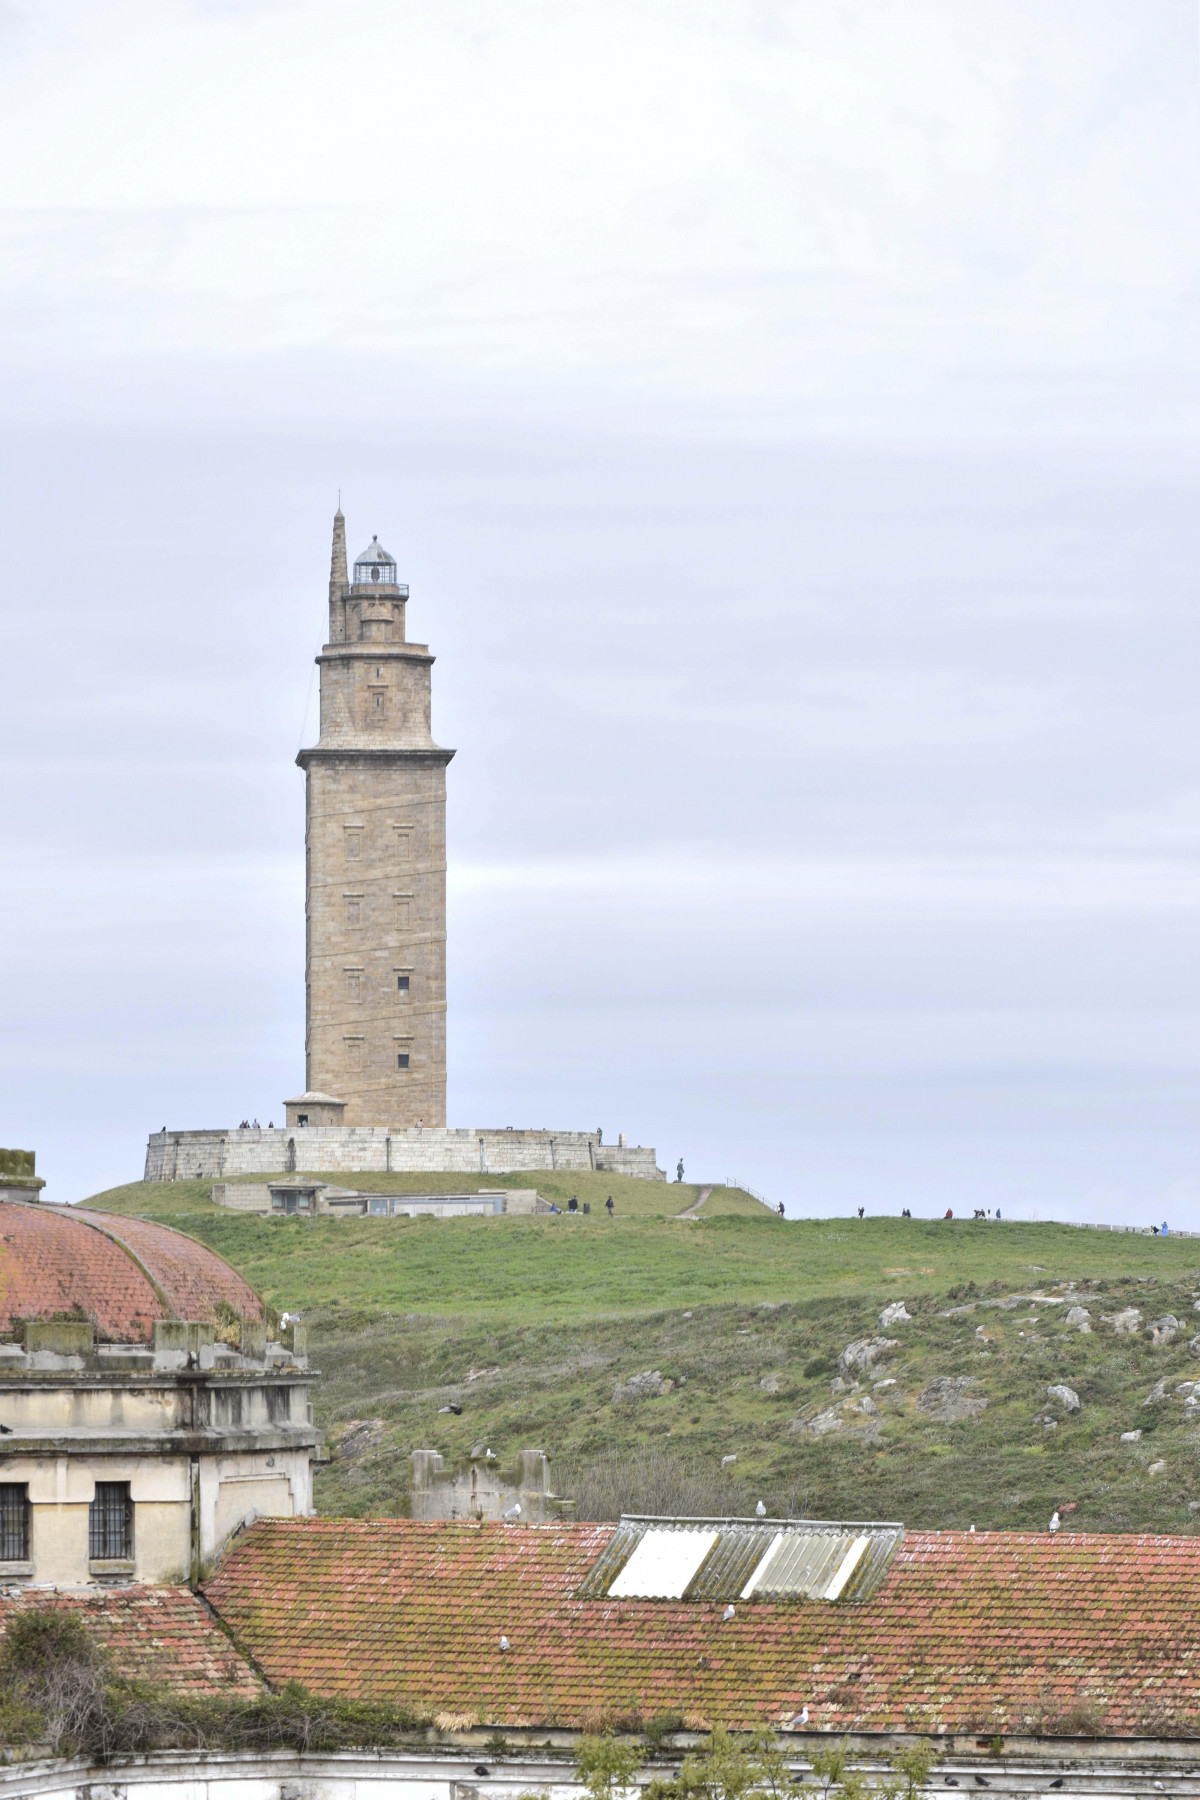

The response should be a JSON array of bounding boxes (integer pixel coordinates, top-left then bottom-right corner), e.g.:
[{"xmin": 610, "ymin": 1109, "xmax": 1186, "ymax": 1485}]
[{"xmin": 353, "ymin": 536, "xmax": 398, "ymax": 586}]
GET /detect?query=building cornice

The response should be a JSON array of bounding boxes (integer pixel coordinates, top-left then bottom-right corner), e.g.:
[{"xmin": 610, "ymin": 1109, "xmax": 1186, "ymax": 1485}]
[{"xmin": 296, "ymin": 746, "xmax": 456, "ymax": 769}]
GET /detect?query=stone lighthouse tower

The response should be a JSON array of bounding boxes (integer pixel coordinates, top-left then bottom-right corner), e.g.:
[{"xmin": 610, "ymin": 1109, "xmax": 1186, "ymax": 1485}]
[{"xmin": 296, "ymin": 511, "xmax": 454, "ymax": 1127}]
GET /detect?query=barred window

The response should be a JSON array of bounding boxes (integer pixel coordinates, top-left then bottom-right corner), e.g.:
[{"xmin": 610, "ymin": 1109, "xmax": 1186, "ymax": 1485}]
[
  {"xmin": 0, "ymin": 1484, "xmax": 28, "ymax": 1561},
  {"xmin": 89, "ymin": 1482, "xmax": 132, "ymax": 1561}
]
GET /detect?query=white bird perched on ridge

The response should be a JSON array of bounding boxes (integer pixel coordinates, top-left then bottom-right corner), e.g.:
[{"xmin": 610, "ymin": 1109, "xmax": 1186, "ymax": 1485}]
[
  {"xmin": 755, "ymin": 1500, "xmax": 767, "ymax": 1517},
  {"xmin": 502, "ymin": 1502, "xmax": 521, "ymax": 1519},
  {"xmin": 499, "ymin": 1635, "xmax": 511, "ymax": 1651},
  {"xmin": 1049, "ymin": 1511, "xmax": 1061, "ymax": 1533},
  {"xmin": 791, "ymin": 1708, "xmax": 809, "ymax": 1729},
  {"xmin": 722, "ymin": 1605, "xmax": 736, "ymax": 1621}
]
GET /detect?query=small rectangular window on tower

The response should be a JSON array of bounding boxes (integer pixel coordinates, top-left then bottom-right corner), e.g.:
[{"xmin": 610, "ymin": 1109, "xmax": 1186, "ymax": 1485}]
[
  {"xmin": 345, "ymin": 894, "xmax": 363, "ymax": 928},
  {"xmin": 395, "ymin": 973, "xmax": 410, "ymax": 993},
  {"xmin": 368, "ymin": 687, "xmax": 387, "ymax": 726},
  {"xmin": 345, "ymin": 968, "xmax": 363, "ymax": 1004},
  {"xmin": 396, "ymin": 1051, "xmax": 410, "ymax": 1070},
  {"xmin": 394, "ymin": 828, "xmax": 413, "ymax": 862},
  {"xmin": 394, "ymin": 1035, "xmax": 413, "ymax": 1072},
  {"xmin": 393, "ymin": 894, "xmax": 412, "ymax": 930},
  {"xmin": 344, "ymin": 1036, "xmax": 365, "ymax": 1071},
  {"xmin": 344, "ymin": 827, "xmax": 364, "ymax": 861}
]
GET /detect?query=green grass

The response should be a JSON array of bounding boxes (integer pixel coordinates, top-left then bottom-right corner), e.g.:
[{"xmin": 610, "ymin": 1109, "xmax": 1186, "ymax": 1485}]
[
  {"xmin": 76, "ymin": 1181, "xmax": 1200, "ymax": 1535},
  {"xmin": 76, "ymin": 1199, "xmax": 1200, "ymax": 1322}
]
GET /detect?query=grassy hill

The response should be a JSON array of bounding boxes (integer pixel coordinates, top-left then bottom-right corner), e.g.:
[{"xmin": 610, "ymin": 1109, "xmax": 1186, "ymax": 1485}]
[{"xmin": 80, "ymin": 1179, "xmax": 1200, "ymax": 1537}]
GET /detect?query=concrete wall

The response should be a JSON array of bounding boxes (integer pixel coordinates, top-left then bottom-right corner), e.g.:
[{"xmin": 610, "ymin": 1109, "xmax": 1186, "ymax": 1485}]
[
  {"xmin": 409, "ymin": 1448, "xmax": 569, "ymax": 1522},
  {"xmin": 148, "ymin": 1127, "xmax": 664, "ymax": 1182},
  {"xmin": 6, "ymin": 1741, "xmax": 1200, "ymax": 1800},
  {"xmin": 211, "ymin": 1186, "xmax": 547, "ymax": 1217}
]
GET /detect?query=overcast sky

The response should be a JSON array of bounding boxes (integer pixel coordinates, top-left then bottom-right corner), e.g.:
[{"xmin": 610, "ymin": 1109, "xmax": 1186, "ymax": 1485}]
[{"xmin": 1, "ymin": 0, "xmax": 1199, "ymax": 1222}]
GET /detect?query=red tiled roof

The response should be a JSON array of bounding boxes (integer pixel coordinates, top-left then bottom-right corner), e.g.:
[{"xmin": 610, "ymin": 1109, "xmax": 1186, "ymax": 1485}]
[
  {"xmin": 204, "ymin": 1518, "xmax": 1200, "ymax": 1736},
  {"xmin": 0, "ymin": 1585, "xmax": 260, "ymax": 1696},
  {"xmin": 0, "ymin": 1201, "xmax": 262, "ymax": 1342},
  {"xmin": 72, "ymin": 1209, "xmax": 263, "ymax": 1331}
]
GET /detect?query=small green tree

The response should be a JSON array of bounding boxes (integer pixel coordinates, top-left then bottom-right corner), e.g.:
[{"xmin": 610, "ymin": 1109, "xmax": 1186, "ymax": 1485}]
[
  {"xmin": 881, "ymin": 1742, "xmax": 939, "ymax": 1800},
  {"xmin": 644, "ymin": 1726, "xmax": 800, "ymax": 1800},
  {"xmin": 577, "ymin": 1731, "xmax": 645, "ymax": 1800}
]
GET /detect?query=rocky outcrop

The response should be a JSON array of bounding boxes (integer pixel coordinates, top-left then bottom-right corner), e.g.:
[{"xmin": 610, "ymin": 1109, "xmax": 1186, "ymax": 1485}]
[
  {"xmin": 838, "ymin": 1336, "xmax": 899, "ymax": 1377},
  {"xmin": 916, "ymin": 1376, "xmax": 987, "ymax": 1423},
  {"xmin": 612, "ymin": 1369, "xmax": 674, "ymax": 1403}
]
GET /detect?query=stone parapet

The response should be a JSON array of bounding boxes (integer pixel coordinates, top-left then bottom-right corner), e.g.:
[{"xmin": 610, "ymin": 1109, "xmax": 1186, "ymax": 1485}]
[{"xmin": 146, "ymin": 1126, "xmax": 664, "ymax": 1182}]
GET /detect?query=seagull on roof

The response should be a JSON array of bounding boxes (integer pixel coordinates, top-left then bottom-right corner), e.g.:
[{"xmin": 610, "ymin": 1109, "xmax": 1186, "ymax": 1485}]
[
  {"xmin": 791, "ymin": 1707, "xmax": 809, "ymax": 1729},
  {"xmin": 722, "ymin": 1605, "xmax": 736, "ymax": 1621},
  {"xmin": 755, "ymin": 1500, "xmax": 767, "ymax": 1516},
  {"xmin": 499, "ymin": 1635, "xmax": 511, "ymax": 1651},
  {"xmin": 502, "ymin": 1502, "xmax": 521, "ymax": 1518},
  {"xmin": 1049, "ymin": 1510, "xmax": 1061, "ymax": 1533}
]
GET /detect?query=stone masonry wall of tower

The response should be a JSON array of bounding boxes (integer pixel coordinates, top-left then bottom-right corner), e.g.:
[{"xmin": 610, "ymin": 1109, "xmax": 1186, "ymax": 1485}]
[{"xmin": 296, "ymin": 512, "xmax": 455, "ymax": 1127}]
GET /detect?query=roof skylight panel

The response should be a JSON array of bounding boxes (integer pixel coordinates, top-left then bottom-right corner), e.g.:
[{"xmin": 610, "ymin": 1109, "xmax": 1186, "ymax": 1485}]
[{"xmin": 607, "ymin": 1528, "xmax": 719, "ymax": 1599}]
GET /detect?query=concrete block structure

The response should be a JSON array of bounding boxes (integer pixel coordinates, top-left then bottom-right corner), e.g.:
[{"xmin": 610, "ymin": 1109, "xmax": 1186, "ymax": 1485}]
[
  {"xmin": 0, "ymin": 1147, "xmax": 44, "ymax": 1204},
  {"xmin": 297, "ymin": 514, "xmax": 454, "ymax": 1128},
  {"xmin": 408, "ymin": 1446, "xmax": 572, "ymax": 1522},
  {"xmin": 209, "ymin": 1181, "xmax": 547, "ymax": 1217}
]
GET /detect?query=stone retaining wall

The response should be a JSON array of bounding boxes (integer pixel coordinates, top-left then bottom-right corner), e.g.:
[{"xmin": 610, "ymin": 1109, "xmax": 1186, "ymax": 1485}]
[{"xmin": 145, "ymin": 1126, "xmax": 663, "ymax": 1182}]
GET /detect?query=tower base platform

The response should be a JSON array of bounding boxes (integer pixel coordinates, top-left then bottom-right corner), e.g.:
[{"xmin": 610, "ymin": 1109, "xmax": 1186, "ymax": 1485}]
[{"xmin": 144, "ymin": 1124, "xmax": 664, "ymax": 1183}]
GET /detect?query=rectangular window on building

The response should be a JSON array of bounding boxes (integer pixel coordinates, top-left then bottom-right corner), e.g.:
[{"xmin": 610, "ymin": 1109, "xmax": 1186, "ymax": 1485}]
[
  {"xmin": 396, "ymin": 1052, "xmax": 410, "ymax": 1070},
  {"xmin": 344, "ymin": 827, "xmax": 363, "ymax": 860},
  {"xmin": 345, "ymin": 894, "xmax": 363, "ymax": 928},
  {"xmin": 89, "ymin": 1483, "xmax": 132, "ymax": 1562},
  {"xmin": 345, "ymin": 968, "xmax": 363, "ymax": 1004},
  {"xmin": 0, "ymin": 1484, "xmax": 29, "ymax": 1561},
  {"xmin": 369, "ymin": 688, "xmax": 387, "ymax": 725},
  {"xmin": 393, "ymin": 894, "xmax": 412, "ymax": 929},
  {"xmin": 344, "ymin": 1037, "xmax": 365, "ymax": 1071},
  {"xmin": 394, "ymin": 828, "xmax": 412, "ymax": 862},
  {"xmin": 395, "ymin": 972, "xmax": 410, "ymax": 993}
]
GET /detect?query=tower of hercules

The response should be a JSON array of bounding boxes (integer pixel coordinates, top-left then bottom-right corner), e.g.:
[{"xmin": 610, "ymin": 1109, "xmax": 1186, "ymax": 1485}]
[{"xmin": 296, "ymin": 512, "xmax": 454, "ymax": 1127}]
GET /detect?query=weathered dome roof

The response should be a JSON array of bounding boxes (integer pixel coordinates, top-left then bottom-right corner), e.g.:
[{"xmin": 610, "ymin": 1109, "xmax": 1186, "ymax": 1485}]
[
  {"xmin": 353, "ymin": 536, "xmax": 396, "ymax": 571},
  {"xmin": 0, "ymin": 1202, "xmax": 263, "ymax": 1343}
]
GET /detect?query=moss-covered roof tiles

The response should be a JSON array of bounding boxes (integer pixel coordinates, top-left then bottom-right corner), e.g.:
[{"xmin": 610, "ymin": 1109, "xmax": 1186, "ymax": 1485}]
[{"xmin": 202, "ymin": 1517, "xmax": 1200, "ymax": 1736}]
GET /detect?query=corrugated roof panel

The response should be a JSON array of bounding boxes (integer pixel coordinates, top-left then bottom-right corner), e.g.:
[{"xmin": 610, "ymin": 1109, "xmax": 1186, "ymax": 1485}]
[
  {"xmin": 608, "ymin": 1528, "xmax": 719, "ymax": 1598},
  {"xmin": 751, "ymin": 1530, "xmax": 853, "ymax": 1598},
  {"xmin": 576, "ymin": 1520, "xmax": 641, "ymax": 1598},
  {"xmin": 683, "ymin": 1526, "xmax": 771, "ymax": 1601},
  {"xmin": 578, "ymin": 1517, "xmax": 905, "ymax": 1603},
  {"xmin": 739, "ymin": 1532, "xmax": 784, "ymax": 1600},
  {"xmin": 824, "ymin": 1535, "xmax": 870, "ymax": 1600}
]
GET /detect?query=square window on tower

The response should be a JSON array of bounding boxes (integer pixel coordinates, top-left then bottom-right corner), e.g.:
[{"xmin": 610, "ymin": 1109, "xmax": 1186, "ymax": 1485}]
[
  {"xmin": 395, "ymin": 972, "xmax": 411, "ymax": 994},
  {"xmin": 396, "ymin": 1051, "xmax": 410, "ymax": 1070}
]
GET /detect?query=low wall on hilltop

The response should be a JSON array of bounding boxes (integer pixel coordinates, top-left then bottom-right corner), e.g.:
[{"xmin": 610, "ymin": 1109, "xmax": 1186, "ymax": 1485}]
[{"xmin": 145, "ymin": 1125, "xmax": 664, "ymax": 1182}]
